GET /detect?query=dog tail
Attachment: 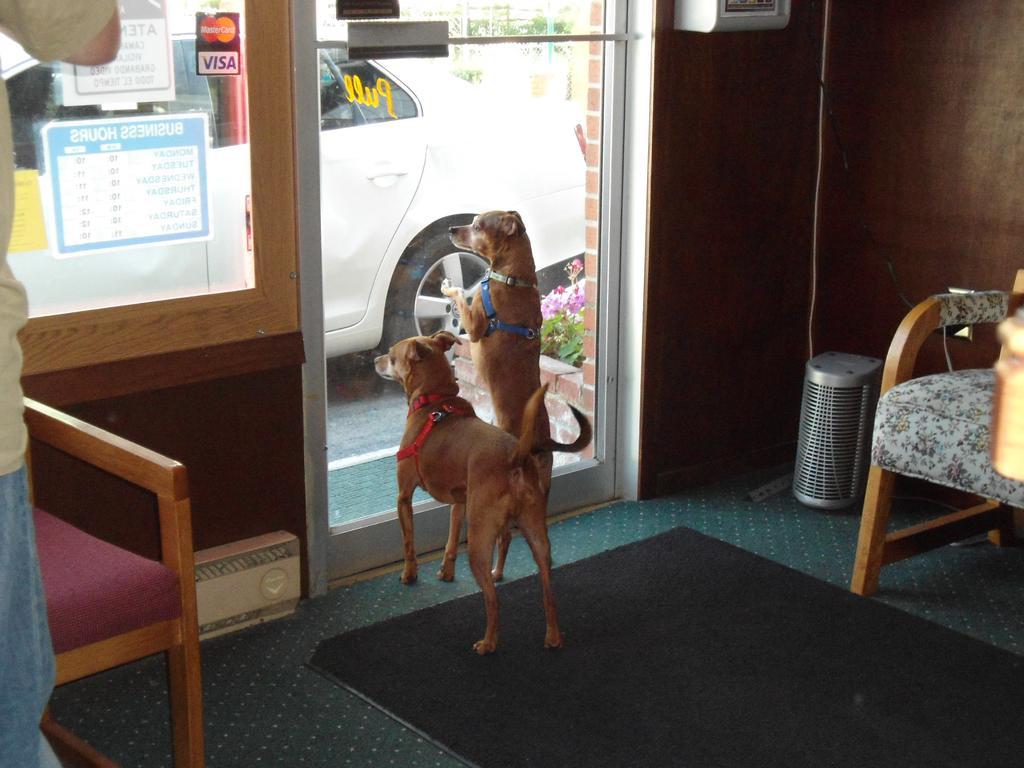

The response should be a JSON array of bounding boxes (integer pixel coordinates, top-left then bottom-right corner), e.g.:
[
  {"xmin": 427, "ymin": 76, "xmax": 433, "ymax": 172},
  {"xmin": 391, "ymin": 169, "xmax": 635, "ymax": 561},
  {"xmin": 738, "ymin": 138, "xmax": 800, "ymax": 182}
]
[
  {"xmin": 535, "ymin": 405, "xmax": 592, "ymax": 455},
  {"xmin": 513, "ymin": 384, "xmax": 549, "ymax": 466},
  {"xmin": 512, "ymin": 384, "xmax": 593, "ymax": 461}
]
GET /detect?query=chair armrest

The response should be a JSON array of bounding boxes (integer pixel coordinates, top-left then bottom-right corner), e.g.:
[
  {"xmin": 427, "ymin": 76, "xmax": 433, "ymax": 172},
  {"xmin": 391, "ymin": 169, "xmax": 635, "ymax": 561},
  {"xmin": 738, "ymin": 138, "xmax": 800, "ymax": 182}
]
[
  {"xmin": 934, "ymin": 290, "xmax": 1009, "ymax": 327},
  {"xmin": 880, "ymin": 278, "xmax": 1024, "ymax": 395},
  {"xmin": 879, "ymin": 296, "xmax": 943, "ymax": 394},
  {"xmin": 24, "ymin": 398, "xmax": 194, "ymax": 577},
  {"xmin": 24, "ymin": 398, "xmax": 187, "ymax": 501}
]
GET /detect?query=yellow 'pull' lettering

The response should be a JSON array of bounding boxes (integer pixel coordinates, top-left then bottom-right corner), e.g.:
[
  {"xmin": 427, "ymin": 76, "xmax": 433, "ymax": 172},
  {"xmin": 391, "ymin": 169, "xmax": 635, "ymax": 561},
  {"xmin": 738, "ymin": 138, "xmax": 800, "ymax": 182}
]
[
  {"xmin": 377, "ymin": 78, "xmax": 396, "ymax": 119},
  {"xmin": 342, "ymin": 74, "xmax": 398, "ymax": 119}
]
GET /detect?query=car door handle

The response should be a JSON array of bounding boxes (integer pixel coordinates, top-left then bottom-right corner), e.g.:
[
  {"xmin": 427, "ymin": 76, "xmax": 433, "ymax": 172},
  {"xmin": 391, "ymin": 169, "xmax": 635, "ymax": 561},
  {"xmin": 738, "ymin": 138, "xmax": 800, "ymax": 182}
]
[{"xmin": 366, "ymin": 167, "xmax": 409, "ymax": 181}]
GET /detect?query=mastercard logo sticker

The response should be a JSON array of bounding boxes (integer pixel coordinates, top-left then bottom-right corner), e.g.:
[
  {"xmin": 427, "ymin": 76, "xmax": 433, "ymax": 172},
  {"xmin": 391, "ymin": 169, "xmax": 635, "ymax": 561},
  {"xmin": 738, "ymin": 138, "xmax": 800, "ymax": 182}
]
[{"xmin": 199, "ymin": 15, "xmax": 237, "ymax": 44}]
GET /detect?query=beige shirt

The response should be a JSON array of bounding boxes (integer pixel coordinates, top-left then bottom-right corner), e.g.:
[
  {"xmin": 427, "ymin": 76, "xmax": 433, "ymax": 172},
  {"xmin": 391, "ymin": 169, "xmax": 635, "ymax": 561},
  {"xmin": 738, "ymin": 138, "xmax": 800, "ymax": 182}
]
[{"xmin": 0, "ymin": 0, "xmax": 117, "ymax": 475}]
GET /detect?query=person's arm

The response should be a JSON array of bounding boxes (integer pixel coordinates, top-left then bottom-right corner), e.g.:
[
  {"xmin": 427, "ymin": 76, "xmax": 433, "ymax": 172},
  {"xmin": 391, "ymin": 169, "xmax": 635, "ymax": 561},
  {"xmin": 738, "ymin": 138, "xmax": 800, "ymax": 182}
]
[
  {"xmin": 61, "ymin": 5, "xmax": 120, "ymax": 66},
  {"xmin": 0, "ymin": 1, "xmax": 120, "ymax": 65}
]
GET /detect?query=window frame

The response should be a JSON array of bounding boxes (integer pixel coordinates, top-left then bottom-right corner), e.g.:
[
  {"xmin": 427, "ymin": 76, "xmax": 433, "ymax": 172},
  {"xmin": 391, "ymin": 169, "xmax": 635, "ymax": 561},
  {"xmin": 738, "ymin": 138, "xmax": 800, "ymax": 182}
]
[{"xmin": 18, "ymin": 0, "xmax": 298, "ymax": 376}]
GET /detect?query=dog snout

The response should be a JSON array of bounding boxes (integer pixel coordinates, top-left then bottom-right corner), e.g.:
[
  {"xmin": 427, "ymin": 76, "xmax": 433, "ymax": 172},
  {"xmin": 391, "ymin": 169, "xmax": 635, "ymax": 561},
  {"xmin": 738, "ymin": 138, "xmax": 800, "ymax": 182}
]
[{"xmin": 374, "ymin": 353, "xmax": 394, "ymax": 380}]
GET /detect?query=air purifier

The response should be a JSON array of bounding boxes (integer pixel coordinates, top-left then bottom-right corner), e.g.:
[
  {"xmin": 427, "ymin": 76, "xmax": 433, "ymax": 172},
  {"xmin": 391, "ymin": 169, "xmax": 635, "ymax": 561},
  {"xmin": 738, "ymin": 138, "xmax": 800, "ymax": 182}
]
[{"xmin": 793, "ymin": 351, "xmax": 882, "ymax": 509}]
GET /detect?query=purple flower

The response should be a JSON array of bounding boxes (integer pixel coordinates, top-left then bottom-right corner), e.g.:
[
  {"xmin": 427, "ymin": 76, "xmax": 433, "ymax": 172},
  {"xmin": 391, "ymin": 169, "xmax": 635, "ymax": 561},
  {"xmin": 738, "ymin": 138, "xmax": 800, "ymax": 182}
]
[
  {"xmin": 541, "ymin": 280, "xmax": 585, "ymax": 320},
  {"xmin": 541, "ymin": 259, "xmax": 586, "ymax": 322}
]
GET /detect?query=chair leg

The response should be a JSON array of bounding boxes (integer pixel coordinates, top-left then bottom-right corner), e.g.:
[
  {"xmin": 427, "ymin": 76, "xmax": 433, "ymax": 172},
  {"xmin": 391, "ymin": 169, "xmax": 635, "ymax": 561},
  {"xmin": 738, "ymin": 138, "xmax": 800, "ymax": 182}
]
[
  {"xmin": 852, "ymin": 465, "xmax": 895, "ymax": 596},
  {"xmin": 41, "ymin": 715, "xmax": 121, "ymax": 767},
  {"xmin": 987, "ymin": 504, "xmax": 1017, "ymax": 547},
  {"xmin": 168, "ymin": 627, "xmax": 205, "ymax": 768}
]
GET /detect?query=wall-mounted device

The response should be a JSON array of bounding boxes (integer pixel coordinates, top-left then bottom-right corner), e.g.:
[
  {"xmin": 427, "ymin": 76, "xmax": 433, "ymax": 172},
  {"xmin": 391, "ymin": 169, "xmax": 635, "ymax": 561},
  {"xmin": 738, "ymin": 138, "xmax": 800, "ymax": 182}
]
[{"xmin": 675, "ymin": 0, "xmax": 791, "ymax": 32}]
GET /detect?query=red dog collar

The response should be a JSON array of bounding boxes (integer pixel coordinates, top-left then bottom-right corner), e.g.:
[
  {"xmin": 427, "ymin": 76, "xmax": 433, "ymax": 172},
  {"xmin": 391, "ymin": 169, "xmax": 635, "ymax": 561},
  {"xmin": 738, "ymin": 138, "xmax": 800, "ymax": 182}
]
[{"xmin": 407, "ymin": 393, "xmax": 449, "ymax": 416}]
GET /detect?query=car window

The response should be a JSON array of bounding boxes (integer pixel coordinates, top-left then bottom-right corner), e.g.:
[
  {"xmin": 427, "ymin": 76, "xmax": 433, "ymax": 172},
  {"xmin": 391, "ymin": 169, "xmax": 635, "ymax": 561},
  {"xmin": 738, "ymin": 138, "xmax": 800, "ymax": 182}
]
[
  {"xmin": 318, "ymin": 53, "xmax": 418, "ymax": 131},
  {"xmin": 6, "ymin": 37, "xmax": 244, "ymax": 173}
]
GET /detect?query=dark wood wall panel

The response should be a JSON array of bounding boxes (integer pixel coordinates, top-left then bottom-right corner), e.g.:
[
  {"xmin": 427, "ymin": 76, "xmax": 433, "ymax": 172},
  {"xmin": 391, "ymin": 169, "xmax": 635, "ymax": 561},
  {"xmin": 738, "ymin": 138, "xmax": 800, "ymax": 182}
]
[
  {"xmin": 640, "ymin": 2, "xmax": 821, "ymax": 496},
  {"xmin": 814, "ymin": 1, "xmax": 1024, "ymax": 373},
  {"xmin": 640, "ymin": 1, "xmax": 1024, "ymax": 496}
]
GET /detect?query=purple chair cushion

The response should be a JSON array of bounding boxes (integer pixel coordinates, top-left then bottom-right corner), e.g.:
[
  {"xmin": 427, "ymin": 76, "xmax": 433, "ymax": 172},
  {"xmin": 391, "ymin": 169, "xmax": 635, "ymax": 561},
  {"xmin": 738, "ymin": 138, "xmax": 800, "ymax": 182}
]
[{"xmin": 34, "ymin": 509, "xmax": 181, "ymax": 654}]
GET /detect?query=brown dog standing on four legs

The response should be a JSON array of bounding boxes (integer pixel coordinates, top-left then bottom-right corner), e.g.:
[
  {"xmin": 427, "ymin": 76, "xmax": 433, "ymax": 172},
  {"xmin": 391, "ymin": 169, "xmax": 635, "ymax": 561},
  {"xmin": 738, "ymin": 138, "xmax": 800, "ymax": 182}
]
[
  {"xmin": 442, "ymin": 210, "xmax": 587, "ymax": 580},
  {"xmin": 375, "ymin": 331, "xmax": 591, "ymax": 654}
]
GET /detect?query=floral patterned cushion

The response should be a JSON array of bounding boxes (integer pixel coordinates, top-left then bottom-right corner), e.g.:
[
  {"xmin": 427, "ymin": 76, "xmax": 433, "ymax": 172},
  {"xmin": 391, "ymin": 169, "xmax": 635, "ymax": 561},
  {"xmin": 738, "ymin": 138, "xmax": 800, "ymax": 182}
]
[
  {"xmin": 935, "ymin": 291, "xmax": 1007, "ymax": 327},
  {"xmin": 872, "ymin": 368, "xmax": 1024, "ymax": 506}
]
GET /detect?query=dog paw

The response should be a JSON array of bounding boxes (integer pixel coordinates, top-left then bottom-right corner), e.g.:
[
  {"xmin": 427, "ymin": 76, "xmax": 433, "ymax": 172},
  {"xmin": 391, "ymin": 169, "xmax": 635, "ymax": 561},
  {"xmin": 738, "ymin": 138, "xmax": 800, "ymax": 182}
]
[
  {"xmin": 490, "ymin": 568, "xmax": 504, "ymax": 582},
  {"xmin": 544, "ymin": 630, "xmax": 563, "ymax": 650},
  {"xmin": 473, "ymin": 639, "xmax": 497, "ymax": 655},
  {"xmin": 437, "ymin": 552, "xmax": 457, "ymax": 581},
  {"xmin": 400, "ymin": 566, "xmax": 418, "ymax": 585},
  {"xmin": 440, "ymin": 278, "xmax": 461, "ymax": 299}
]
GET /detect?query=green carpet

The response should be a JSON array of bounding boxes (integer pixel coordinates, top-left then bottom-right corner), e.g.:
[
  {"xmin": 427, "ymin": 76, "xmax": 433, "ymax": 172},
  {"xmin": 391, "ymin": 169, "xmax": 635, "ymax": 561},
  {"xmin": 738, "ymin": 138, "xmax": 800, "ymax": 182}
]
[{"xmin": 48, "ymin": 466, "xmax": 1024, "ymax": 766}]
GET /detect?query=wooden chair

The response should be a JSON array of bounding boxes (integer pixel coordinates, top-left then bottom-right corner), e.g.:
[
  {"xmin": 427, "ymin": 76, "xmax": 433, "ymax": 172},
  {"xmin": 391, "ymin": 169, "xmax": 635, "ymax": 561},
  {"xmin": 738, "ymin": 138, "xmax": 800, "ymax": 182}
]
[
  {"xmin": 851, "ymin": 273, "xmax": 1024, "ymax": 596},
  {"xmin": 25, "ymin": 398, "xmax": 205, "ymax": 767}
]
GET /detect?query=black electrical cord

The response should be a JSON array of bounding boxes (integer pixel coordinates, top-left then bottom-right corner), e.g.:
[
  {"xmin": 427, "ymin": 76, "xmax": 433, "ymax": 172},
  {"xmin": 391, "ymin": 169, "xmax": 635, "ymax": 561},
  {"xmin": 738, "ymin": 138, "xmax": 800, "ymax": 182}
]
[{"xmin": 807, "ymin": 0, "xmax": 916, "ymax": 311}]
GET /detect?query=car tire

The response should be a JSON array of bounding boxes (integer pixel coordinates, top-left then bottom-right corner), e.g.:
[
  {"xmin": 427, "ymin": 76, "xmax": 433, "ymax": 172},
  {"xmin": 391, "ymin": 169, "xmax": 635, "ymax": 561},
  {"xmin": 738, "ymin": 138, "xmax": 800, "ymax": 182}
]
[{"xmin": 379, "ymin": 218, "xmax": 489, "ymax": 352}]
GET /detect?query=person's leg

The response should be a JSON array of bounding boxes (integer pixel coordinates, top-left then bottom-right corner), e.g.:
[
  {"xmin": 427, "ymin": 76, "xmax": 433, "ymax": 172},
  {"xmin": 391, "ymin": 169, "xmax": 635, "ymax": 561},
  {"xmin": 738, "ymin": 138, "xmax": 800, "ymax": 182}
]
[
  {"xmin": 39, "ymin": 735, "xmax": 62, "ymax": 768},
  {"xmin": 0, "ymin": 466, "xmax": 57, "ymax": 767}
]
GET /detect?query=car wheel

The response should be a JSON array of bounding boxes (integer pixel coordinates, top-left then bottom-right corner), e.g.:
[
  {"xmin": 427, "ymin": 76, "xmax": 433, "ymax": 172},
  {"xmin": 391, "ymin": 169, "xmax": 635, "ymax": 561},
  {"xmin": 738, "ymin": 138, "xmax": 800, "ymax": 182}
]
[{"xmin": 380, "ymin": 221, "xmax": 489, "ymax": 353}]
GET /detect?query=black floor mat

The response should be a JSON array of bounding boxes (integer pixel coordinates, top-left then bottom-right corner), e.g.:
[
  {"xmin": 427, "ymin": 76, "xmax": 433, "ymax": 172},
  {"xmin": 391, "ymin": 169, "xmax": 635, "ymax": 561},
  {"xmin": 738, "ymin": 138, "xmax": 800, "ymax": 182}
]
[{"xmin": 309, "ymin": 525, "xmax": 1024, "ymax": 768}]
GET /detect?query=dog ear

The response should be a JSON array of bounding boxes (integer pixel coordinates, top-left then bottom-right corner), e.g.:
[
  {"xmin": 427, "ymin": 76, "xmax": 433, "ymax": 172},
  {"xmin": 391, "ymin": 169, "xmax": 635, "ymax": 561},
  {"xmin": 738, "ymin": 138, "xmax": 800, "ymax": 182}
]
[
  {"xmin": 407, "ymin": 340, "xmax": 432, "ymax": 362},
  {"xmin": 501, "ymin": 212, "xmax": 523, "ymax": 238},
  {"xmin": 430, "ymin": 331, "xmax": 460, "ymax": 351}
]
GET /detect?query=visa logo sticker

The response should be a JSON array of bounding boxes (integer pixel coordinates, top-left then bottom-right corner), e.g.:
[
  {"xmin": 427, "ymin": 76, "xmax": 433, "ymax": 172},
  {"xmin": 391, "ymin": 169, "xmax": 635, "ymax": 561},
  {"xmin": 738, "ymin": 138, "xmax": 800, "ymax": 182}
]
[
  {"xmin": 195, "ymin": 12, "xmax": 242, "ymax": 76},
  {"xmin": 197, "ymin": 52, "xmax": 240, "ymax": 75}
]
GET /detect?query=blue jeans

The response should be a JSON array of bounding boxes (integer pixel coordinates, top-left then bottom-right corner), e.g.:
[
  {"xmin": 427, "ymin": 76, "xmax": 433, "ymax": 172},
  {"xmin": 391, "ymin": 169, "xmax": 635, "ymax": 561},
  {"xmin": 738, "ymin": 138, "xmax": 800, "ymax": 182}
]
[{"xmin": 0, "ymin": 466, "xmax": 60, "ymax": 768}]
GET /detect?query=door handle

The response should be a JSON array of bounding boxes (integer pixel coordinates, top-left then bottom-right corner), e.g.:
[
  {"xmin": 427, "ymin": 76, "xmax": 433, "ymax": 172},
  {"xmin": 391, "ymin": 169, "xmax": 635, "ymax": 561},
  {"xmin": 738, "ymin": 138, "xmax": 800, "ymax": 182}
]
[
  {"xmin": 366, "ymin": 167, "xmax": 409, "ymax": 181},
  {"xmin": 366, "ymin": 166, "xmax": 409, "ymax": 189}
]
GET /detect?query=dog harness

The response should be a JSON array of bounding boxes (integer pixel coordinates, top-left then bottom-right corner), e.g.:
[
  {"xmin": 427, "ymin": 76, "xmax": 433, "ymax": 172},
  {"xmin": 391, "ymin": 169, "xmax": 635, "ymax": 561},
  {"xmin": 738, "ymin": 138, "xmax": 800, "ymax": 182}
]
[
  {"xmin": 479, "ymin": 269, "xmax": 540, "ymax": 340},
  {"xmin": 405, "ymin": 393, "xmax": 450, "ymax": 415},
  {"xmin": 397, "ymin": 395, "xmax": 471, "ymax": 484}
]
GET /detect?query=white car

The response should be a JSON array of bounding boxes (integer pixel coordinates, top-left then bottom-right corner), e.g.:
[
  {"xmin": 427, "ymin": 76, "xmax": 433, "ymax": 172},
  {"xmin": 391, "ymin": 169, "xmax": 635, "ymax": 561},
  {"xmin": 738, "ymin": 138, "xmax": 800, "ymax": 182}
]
[{"xmin": 2, "ymin": 37, "xmax": 586, "ymax": 356}]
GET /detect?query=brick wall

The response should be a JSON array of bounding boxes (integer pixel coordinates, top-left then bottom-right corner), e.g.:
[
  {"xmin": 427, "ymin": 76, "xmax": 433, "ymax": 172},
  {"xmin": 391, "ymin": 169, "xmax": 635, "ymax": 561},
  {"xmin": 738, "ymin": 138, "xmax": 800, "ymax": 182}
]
[
  {"xmin": 454, "ymin": 345, "xmax": 587, "ymax": 465},
  {"xmin": 580, "ymin": 0, "xmax": 603, "ymax": 444}
]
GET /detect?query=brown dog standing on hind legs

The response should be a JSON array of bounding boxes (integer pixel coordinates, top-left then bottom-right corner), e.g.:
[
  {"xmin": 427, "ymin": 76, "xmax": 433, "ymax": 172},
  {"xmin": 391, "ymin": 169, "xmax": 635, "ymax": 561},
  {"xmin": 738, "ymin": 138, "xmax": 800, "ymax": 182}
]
[
  {"xmin": 442, "ymin": 210, "xmax": 588, "ymax": 580},
  {"xmin": 375, "ymin": 331, "xmax": 591, "ymax": 653}
]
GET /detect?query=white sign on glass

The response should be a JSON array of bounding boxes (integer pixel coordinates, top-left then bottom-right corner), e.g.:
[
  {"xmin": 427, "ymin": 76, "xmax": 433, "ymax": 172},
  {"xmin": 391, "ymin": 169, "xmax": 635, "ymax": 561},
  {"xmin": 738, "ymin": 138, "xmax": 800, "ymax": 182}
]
[
  {"xmin": 61, "ymin": 0, "xmax": 176, "ymax": 106},
  {"xmin": 42, "ymin": 114, "xmax": 212, "ymax": 256}
]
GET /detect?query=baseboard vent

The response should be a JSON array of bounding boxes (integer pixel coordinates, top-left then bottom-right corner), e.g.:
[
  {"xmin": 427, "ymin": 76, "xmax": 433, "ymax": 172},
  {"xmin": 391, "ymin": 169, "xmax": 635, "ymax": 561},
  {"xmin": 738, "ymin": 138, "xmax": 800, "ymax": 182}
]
[{"xmin": 194, "ymin": 531, "xmax": 300, "ymax": 639}]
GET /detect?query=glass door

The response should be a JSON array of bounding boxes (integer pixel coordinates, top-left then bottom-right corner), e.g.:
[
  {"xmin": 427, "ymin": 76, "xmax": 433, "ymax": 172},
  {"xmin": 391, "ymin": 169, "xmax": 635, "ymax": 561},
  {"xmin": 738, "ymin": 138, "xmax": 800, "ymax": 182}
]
[{"xmin": 296, "ymin": 0, "xmax": 626, "ymax": 582}]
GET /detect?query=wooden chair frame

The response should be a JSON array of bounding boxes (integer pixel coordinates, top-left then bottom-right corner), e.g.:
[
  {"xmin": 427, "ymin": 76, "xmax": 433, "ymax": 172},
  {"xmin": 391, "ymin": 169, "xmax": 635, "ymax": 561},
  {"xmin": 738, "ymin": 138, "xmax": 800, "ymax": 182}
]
[
  {"xmin": 25, "ymin": 398, "xmax": 204, "ymax": 767},
  {"xmin": 851, "ymin": 272, "xmax": 1024, "ymax": 596}
]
